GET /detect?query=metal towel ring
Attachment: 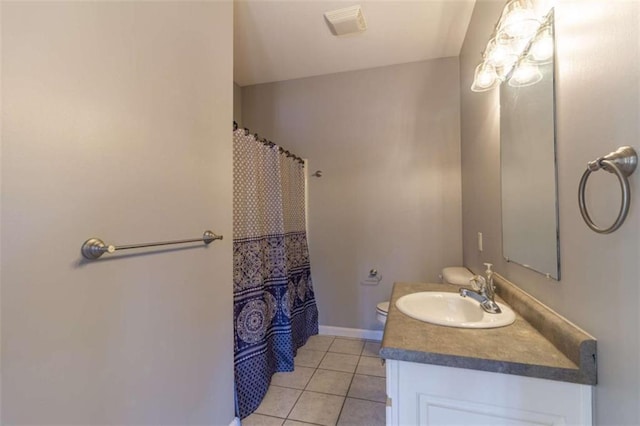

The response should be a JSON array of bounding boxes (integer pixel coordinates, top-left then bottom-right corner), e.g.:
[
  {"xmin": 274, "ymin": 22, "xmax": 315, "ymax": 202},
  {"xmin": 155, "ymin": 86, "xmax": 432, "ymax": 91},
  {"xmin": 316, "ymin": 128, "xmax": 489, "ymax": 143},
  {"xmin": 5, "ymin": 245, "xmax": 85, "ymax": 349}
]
[{"xmin": 578, "ymin": 146, "xmax": 637, "ymax": 234}]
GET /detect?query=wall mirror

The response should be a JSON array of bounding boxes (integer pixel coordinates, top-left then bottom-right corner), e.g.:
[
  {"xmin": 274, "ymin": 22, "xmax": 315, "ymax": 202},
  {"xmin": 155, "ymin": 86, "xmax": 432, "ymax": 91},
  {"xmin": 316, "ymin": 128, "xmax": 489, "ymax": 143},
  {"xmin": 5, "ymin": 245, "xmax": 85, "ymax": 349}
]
[{"xmin": 500, "ymin": 10, "xmax": 560, "ymax": 279}]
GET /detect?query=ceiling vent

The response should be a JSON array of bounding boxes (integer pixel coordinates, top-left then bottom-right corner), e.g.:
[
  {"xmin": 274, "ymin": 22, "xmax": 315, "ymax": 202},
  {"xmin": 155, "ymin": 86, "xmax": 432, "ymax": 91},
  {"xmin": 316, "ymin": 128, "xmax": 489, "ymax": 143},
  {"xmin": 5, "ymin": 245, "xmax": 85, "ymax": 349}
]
[{"xmin": 324, "ymin": 5, "xmax": 367, "ymax": 36}]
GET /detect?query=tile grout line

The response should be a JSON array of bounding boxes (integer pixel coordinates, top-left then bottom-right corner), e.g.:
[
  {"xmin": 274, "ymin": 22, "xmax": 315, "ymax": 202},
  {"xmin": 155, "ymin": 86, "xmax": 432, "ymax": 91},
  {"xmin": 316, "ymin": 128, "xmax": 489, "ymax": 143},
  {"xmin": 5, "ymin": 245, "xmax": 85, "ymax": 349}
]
[
  {"xmin": 260, "ymin": 335, "xmax": 384, "ymax": 425},
  {"xmin": 285, "ymin": 336, "xmax": 335, "ymax": 423},
  {"xmin": 339, "ymin": 343, "xmax": 388, "ymax": 419},
  {"xmin": 271, "ymin": 377, "xmax": 386, "ymax": 403},
  {"xmin": 335, "ymin": 367, "xmax": 356, "ymax": 425},
  {"xmin": 334, "ymin": 346, "xmax": 366, "ymax": 425}
]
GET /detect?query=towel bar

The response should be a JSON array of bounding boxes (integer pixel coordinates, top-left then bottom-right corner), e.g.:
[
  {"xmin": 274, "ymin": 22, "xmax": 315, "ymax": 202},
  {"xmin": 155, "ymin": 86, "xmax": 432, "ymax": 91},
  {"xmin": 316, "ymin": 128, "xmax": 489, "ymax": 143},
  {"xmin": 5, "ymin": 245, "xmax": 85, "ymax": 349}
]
[{"xmin": 81, "ymin": 230, "xmax": 223, "ymax": 260}]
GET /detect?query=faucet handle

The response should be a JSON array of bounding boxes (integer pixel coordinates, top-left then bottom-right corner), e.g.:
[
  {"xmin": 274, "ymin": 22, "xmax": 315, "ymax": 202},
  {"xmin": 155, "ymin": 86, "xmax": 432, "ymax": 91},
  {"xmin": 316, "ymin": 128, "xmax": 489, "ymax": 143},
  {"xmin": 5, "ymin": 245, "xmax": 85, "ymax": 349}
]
[{"xmin": 469, "ymin": 275, "xmax": 486, "ymax": 291}]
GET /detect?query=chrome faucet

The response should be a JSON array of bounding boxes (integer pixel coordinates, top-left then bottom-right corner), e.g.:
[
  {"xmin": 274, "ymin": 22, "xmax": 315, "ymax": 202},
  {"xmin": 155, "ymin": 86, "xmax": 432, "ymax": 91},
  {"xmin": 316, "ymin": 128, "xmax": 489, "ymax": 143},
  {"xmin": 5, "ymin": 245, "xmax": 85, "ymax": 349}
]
[
  {"xmin": 459, "ymin": 263, "xmax": 501, "ymax": 314},
  {"xmin": 483, "ymin": 262, "xmax": 496, "ymax": 302}
]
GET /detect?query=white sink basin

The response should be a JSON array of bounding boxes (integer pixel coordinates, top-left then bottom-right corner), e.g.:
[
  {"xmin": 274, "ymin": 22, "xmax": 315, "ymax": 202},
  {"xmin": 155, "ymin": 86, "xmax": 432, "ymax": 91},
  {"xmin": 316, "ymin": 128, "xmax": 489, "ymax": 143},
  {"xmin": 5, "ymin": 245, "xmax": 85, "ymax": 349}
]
[{"xmin": 395, "ymin": 291, "xmax": 516, "ymax": 329}]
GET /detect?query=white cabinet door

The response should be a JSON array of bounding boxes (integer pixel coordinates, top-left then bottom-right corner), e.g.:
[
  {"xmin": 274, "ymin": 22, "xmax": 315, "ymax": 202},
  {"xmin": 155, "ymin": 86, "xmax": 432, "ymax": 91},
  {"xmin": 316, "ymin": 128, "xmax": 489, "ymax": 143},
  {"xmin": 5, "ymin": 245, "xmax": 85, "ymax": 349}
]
[{"xmin": 386, "ymin": 360, "xmax": 592, "ymax": 426}]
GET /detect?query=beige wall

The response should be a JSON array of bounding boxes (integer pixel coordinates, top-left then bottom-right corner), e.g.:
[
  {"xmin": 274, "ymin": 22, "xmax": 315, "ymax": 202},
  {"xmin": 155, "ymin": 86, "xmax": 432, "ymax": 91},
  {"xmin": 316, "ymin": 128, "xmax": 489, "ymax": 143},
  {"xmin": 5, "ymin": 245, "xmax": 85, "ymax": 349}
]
[
  {"xmin": 1, "ymin": 2, "xmax": 234, "ymax": 424},
  {"xmin": 242, "ymin": 58, "xmax": 463, "ymax": 330},
  {"xmin": 460, "ymin": 1, "xmax": 640, "ymax": 424},
  {"xmin": 234, "ymin": 82, "xmax": 243, "ymax": 125}
]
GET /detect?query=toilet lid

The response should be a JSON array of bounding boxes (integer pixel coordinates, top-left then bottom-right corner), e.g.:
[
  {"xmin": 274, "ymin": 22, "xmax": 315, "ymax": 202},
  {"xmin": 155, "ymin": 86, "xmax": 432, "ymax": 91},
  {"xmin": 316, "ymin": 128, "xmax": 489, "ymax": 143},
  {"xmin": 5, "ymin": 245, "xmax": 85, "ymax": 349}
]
[{"xmin": 376, "ymin": 301, "xmax": 389, "ymax": 315}]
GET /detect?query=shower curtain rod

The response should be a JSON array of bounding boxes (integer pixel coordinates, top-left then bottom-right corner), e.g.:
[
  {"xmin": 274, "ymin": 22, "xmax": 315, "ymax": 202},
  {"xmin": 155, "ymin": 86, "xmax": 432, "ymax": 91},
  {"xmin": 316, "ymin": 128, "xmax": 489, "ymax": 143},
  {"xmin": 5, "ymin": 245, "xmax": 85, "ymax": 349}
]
[{"xmin": 233, "ymin": 121, "xmax": 305, "ymax": 165}]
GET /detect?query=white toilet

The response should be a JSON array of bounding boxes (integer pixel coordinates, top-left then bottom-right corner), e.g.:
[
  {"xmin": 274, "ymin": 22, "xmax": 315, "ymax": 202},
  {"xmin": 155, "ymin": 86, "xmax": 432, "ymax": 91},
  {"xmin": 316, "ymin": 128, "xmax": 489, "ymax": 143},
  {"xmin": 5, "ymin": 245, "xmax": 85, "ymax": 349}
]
[
  {"xmin": 376, "ymin": 266, "xmax": 474, "ymax": 325},
  {"xmin": 376, "ymin": 301, "xmax": 390, "ymax": 325}
]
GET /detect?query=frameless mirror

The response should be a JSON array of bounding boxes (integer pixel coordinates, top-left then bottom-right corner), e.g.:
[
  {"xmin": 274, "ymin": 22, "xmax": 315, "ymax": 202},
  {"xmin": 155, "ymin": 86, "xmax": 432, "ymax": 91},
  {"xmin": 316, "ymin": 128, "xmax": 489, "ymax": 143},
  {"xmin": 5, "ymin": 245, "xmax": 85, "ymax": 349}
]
[{"xmin": 500, "ymin": 10, "xmax": 560, "ymax": 279}]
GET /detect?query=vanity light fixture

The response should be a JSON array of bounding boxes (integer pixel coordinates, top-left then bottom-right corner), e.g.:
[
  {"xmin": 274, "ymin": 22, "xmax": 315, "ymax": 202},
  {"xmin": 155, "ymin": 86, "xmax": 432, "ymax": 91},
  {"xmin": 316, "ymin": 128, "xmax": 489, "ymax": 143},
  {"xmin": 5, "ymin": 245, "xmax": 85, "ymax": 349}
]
[
  {"xmin": 498, "ymin": 0, "xmax": 541, "ymax": 39},
  {"xmin": 471, "ymin": 0, "xmax": 553, "ymax": 92},
  {"xmin": 508, "ymin": 60, "xmax": 543, "ymax": 87},
  {"xmin": 471, "ymin": 62, "xmax": 501, "ymax": 92},
  {"xmin": 485, "ymin": 37, "xmax": 519, "ymax": 69},
  {"xmin": 529, "ymin": 23, "xmax": 554, "ymax": 64}
]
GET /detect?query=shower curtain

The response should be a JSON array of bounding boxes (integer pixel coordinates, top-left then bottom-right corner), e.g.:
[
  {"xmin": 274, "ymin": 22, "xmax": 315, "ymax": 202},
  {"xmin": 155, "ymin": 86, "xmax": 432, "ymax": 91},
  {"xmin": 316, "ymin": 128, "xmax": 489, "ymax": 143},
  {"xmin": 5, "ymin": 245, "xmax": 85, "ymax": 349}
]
[{"xmin": 233, "ymin": 128, "xmax": 319, "ymax": 419}]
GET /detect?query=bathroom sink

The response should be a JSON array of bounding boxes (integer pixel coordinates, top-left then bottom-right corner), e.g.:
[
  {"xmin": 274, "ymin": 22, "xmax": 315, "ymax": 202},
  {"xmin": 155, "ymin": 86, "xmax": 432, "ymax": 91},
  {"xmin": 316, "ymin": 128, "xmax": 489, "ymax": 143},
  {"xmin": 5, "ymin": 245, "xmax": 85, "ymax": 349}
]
[{"xmin": 395, "ymin": 291, "xmax": 515, "ymax": 329}]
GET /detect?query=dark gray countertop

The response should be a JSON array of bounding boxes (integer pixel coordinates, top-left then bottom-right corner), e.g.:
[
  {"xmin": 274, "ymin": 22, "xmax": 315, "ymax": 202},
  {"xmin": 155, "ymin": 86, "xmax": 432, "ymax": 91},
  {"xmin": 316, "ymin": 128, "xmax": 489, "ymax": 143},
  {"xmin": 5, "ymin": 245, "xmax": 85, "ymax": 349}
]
[{"xmin": 380, "ymin": 281, "xmax": 597, "ymax": 385}]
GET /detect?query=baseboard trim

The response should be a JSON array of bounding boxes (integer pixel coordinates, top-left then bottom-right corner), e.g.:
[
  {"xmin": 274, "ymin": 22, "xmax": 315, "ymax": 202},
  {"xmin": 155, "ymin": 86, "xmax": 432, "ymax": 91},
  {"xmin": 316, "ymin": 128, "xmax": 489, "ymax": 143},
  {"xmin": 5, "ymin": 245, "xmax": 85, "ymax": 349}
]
[
  {"xmin": 229, "ymin": 417, "xmax": 240, "ymax": 426},
  {"xmin": 319, "ymin": 325, "xmax": 383, "ymax": 341}
]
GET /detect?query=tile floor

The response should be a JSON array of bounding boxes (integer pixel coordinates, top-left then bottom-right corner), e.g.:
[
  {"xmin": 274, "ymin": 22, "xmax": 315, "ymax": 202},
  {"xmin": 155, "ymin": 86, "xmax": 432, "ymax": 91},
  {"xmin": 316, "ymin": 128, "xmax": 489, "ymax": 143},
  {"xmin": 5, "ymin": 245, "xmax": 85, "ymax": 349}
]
[{"xmin": 242, "ymin": 335, "xmax": 386, "ymax": 426}]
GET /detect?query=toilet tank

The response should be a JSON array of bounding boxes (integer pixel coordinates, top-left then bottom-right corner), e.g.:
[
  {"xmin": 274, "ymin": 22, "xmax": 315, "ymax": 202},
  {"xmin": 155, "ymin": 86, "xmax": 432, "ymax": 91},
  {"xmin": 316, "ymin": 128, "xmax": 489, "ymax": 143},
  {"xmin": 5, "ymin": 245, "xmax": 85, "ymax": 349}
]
[{"xmin": 441, "ymin": 267, "xmax": 474, "ymax": 285}]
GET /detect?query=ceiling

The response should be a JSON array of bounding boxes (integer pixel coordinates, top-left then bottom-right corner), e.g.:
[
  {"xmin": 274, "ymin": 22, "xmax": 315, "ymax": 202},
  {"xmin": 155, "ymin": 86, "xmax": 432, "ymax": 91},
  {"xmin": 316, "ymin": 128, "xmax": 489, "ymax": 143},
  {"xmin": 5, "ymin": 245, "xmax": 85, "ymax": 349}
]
[{"xmin": 234, "ymin": 0, "xmax": 477, "ymax": 87}]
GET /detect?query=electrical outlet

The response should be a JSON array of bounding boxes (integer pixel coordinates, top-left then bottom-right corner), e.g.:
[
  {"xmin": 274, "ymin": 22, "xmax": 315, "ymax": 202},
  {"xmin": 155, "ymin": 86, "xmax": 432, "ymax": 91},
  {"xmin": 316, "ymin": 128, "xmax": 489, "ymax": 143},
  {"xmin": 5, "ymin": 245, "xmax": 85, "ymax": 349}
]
[{"xmin": 478, "ymin": 232, "xmax": 483, "ymax": 252}]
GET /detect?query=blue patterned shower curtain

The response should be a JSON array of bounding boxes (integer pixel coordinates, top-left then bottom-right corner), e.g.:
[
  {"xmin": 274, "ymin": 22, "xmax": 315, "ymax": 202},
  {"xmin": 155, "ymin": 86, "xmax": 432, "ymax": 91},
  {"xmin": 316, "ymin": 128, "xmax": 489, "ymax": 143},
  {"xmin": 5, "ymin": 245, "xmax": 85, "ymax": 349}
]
[{"xmin": 233, "ymin": 128, "xmax": 319, "ymax": 418}]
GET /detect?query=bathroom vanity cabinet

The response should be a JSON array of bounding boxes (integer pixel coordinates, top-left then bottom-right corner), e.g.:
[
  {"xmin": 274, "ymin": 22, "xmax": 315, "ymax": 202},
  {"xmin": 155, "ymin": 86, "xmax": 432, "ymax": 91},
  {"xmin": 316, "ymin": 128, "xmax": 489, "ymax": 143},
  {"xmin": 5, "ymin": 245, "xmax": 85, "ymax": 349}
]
[
  {"xmin": 385, "ymin": 359, "xmax": 592, "ymax": 425},
  {"xmin": 380, "ymin": 281, "xmax": 597, "ymax": 426}
]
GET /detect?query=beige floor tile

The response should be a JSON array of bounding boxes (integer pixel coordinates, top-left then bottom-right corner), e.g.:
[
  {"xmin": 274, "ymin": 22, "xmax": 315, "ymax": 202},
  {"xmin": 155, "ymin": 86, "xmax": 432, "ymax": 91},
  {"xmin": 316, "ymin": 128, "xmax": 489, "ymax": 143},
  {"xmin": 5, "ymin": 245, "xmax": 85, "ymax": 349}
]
[
  {"xmin": 337, "ymin": 398, "xmax": 385, "ymax": 426},
  {"xmin": 271, "ymin": 366, "xmax": 315, "ymax": 390},
  {"xmin": 306, "ymin": 369, "xmax": 353, "ymax": 396},
  {"xmin": 288, "ymin": 391, "xmax": 345, "ymax": 426},
  {"xmin": 294, "ymin": 349, "xmax": 326, "ymax": 368},
  {"xmin": 361, "ymin": 341, "xmax": 382, "ymax": 358},
  {"xmin": 254, "ymin": 385, "xmax": 302, "ymax": 418},
  {"xmin": 347, "ymin": 374, "xmax": 386, "ymax": 403},
  {"xmin": 242, "ymin": 413, "xmax": 285, "ymax": 425},
  {"xmin": 302, "ymin": 334, "xmax": 335, "ymax": 352},
  {"xmin": 355, "ymin": 356, "xmax": 386, "ymax": 377},
  {"xmin": 328, "ymin": 338, "xmax": 365, "ymax": 355},
  {"xmin": 318, "ymin": 352, "xmax": 360, "ymax": 373}
]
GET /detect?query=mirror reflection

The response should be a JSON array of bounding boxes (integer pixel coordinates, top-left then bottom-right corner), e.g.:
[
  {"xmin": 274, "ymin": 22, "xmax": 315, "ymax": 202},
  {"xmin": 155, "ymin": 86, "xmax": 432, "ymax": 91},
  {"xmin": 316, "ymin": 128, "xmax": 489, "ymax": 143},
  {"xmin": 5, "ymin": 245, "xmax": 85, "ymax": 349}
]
[{"xmin": 500, "ymin": 11, "xmax": 560, "ymax": 279}]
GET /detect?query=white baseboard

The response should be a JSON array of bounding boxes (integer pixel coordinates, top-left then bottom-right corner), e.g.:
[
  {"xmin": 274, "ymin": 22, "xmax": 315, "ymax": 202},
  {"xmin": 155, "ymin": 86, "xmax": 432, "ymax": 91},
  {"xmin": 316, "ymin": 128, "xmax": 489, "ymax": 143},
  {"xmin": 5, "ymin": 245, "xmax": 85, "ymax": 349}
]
[
  {"xmin": 319, "ymin": 325, "xmax": 383, "ymax": 341},
  {"xmin": 229, "ymin": 417, "xmax": 240, "ymax": 426}
]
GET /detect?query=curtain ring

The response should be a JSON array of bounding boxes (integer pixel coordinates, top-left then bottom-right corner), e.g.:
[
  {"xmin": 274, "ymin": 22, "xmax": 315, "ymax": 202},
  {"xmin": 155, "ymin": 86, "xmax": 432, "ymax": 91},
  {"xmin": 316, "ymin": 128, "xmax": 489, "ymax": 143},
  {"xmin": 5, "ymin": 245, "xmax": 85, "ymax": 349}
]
[{"xmin": 578, "ymin": 159, "xmax": 632, "ymax": 234}]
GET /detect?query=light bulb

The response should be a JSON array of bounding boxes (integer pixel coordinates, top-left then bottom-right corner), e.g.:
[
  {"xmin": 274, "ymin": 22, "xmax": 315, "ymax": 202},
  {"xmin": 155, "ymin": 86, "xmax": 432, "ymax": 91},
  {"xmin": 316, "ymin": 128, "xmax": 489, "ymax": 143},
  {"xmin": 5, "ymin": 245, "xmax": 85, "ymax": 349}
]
[
  {"xmin": 477, "ymin": 68, "xmax": 495, "ymax": 87},
  {"xmin": 485, "ymin": 38, "xmax": 518, "ymax": 69},
  {"xmin": 471, "ymin": 62, "xmax": 498, "ymax": 92},
  {"xmin": 530, "ymin": 32, "xmax": 553, "ymax": 62},
  {"xmin": 499, "ymin": 0, "xmax": 540, "ymax": 39},
  {"xmin": 509, "ymin": 62, "xmax": 543, "ymax": 87}
]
